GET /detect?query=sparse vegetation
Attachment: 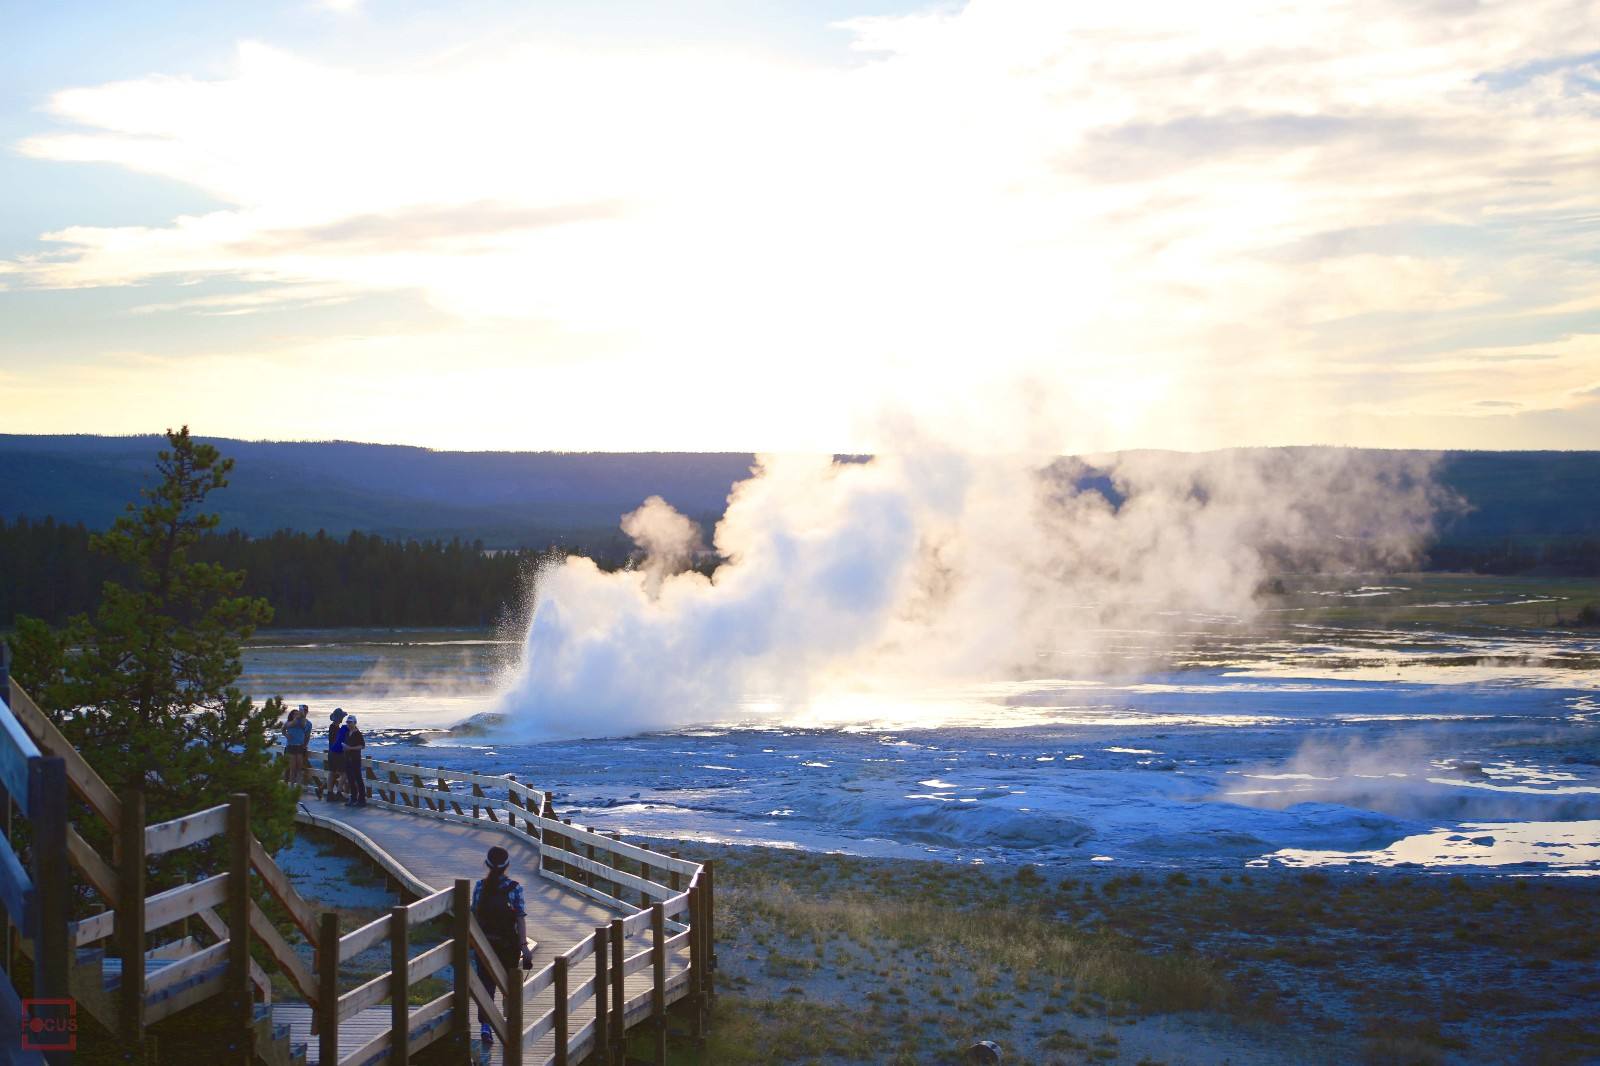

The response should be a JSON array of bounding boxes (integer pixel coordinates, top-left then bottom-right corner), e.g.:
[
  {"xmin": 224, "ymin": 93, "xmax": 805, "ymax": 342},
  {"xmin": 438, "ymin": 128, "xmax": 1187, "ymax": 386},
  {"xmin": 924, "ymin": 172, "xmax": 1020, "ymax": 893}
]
[{"xmin": 632, "ymin": 843, "xmax": 1600, "ymax": 1064}]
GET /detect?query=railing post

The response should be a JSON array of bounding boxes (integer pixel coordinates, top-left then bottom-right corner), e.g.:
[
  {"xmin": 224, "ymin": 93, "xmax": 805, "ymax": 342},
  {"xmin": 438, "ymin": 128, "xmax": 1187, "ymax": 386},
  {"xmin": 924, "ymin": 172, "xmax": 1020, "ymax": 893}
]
[
  {"xmin": 695, "ymin": 879, "xmax": 708, "ymax": 1002},
  {"xmin": 118, "ymin": 786, "xmax": 147, "ymax": 1044},
  {"xmin": 553, "ymin": 954, "xmax": 568, "ymax": 1066},
  {"xmin": 227, "ymin": 793, "xmax": 253, "ymax": 1063},
  {"xmin": 507, "ymin": 788, "xmax": 524, "ymax": 833},
  {"xmin": 594, "ymin": 924, "xmax": 610, "ymax": 1065},
  {"xmin": 703, "ymin": 860, "xmax": 716, "ymax": 1000},
  {"xmin": 29, "ymin": 757, "xmax": 68, "ymax": 1008},
  {"xmin": 390, "ymin": 904, "xmax": 409, "ymax": 1066},
  {"xmin": 0, "ymin": 656, "xmax": 9, "ymax": 998},
  {"xmin": 562, "ymin": 818, "xmax": 576, "ymax": 884},
  {"xmin": 687, "ymin": 884, "xmax": 704, "ymax": 1043},
  {"xmin": 451, "ymin": 879, "xmax": 471, "ymax": 1058},
  {"xmin": 504, "ymin": 938, "xmax": 524, "ymax": 1066},
  {"xmin": 318, "ymin": 912, "xmax": 340, "ymax": 1066},
  {"xmin": 609, "ymin": 917, "xmax": 624, "ymax": 1060},
  {"xmin": 606, "ymin": 834, "xmax": 623, "ymax": 901},
  {"xmin": 2, "ymin": 781, "xmax": 10, "ymax": 986},
  {"xmin": 0, "ymin": 653, "xmax": 9, "ymax": 992},
  {"xmin": 650, "ymin": 902, "xmax": 666, "ymax": 1066}
]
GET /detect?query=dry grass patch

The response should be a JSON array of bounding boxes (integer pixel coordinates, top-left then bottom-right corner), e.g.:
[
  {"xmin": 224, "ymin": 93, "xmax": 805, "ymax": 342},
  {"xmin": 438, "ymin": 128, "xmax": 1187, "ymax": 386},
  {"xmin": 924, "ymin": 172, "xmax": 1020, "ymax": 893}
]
[{"xmin": 728, "ymin": 876, "xmax": 1229, "ymax": 1013}]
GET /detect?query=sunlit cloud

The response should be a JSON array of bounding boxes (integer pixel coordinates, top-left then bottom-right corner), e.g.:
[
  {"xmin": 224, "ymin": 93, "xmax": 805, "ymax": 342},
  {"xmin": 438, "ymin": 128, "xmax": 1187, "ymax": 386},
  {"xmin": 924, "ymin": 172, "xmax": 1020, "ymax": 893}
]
[{"xmin": 6, "ymin": 1, "xmax": 1600, "ymax": 451}]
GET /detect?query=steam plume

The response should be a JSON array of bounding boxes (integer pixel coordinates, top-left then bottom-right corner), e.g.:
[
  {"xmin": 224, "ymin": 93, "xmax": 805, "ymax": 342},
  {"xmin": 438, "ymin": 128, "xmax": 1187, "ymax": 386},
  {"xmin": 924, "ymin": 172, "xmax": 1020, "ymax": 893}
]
[{"xmin": 493, "ymin": 448, "xmax": 1445, "ymax": 739}]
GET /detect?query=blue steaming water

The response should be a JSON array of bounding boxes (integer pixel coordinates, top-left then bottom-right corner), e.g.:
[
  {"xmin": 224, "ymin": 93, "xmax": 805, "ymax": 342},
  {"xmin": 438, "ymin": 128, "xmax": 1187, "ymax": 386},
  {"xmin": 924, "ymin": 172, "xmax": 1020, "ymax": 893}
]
[{"xmin": 242, "ymin": 623, "xmax": 1600, "ymax": 874}]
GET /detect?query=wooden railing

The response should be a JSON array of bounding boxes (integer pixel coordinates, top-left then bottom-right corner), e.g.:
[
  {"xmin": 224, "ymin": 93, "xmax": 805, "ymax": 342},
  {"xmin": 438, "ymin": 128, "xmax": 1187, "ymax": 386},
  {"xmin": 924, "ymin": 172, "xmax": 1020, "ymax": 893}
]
[
  {"xmin": 303, "ymin": 753, "xmax": 717, "ymax": 1066},
  {"xmin": 3, "ymin": 666, "xmax": 717, "ymax": 1066},
  {"xmin": 311, "ymin": 757, "xmax": 706, "ymax": 909},
  {"xmin": 0, "ymin": 650, "xmax": 69, "ymax": 1062},
  {"xmin": 5, "ymin": 675, "xmax": 321, "ymax": 1060}
]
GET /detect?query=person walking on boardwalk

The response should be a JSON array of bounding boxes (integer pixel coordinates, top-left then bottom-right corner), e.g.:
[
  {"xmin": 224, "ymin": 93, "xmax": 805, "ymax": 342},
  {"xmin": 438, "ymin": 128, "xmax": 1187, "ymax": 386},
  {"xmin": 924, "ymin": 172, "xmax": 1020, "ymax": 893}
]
[
  {"xmin": 342, "ymin": 715, "xmax": 368, "ymax": 807},
  {"xmin": 325, "ymin": 708, "xmax": 348, "ymax": 802},
  {"xmin": 473, "ymin": 845, "xmax": 534, "ymax": 1065},
  {"xmin": 282, "ymin": 704, "xmax": 312, "ymax": 788}
]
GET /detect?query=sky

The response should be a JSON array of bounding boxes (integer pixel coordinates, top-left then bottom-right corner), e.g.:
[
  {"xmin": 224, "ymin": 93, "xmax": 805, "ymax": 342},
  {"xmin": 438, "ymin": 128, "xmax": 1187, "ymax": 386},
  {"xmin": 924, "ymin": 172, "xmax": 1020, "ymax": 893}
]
[{"xmin": 2, "ymin": 0, "xmax": 1599, "ymax": 454}]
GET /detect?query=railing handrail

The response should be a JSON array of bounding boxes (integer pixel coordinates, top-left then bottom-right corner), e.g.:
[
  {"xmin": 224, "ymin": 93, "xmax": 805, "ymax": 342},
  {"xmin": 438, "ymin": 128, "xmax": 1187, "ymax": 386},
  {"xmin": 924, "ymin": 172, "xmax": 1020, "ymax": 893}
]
[
  {"xmin": 144, "ymin": 803, "xmax": 230, "ymax": 856},
  {"xmin": 318, "ymin": 753, "xmax": 703, "ymax": 877},
  {"xmin": 5, "ymin": 679, "xmax": 121, "ymax": 826}
]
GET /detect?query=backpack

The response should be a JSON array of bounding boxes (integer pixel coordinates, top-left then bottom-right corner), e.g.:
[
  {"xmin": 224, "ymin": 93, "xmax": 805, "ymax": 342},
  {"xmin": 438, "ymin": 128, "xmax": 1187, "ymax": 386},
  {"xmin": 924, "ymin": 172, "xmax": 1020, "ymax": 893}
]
[{"xmin": 475, "ymin": 876, "xmax": 521, "ymax": 946}]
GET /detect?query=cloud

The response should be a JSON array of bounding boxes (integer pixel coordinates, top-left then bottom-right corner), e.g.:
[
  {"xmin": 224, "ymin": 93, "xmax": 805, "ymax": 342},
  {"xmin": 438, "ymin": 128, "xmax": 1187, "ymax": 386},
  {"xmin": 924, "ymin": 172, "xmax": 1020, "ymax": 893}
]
[
  {"xmin": 6, "ymin": 3, "xmax": 1600, "ymax": 451},
  {"xmin": 229, "ymin": 200, "xmax": 625, "ymax": 256}
]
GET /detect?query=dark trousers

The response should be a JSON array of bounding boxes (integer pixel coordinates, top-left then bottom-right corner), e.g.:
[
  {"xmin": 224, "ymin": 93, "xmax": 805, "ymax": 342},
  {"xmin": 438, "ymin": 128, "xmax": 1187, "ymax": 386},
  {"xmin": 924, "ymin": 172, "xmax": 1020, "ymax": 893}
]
[
  {"xmin": 475, "ymin": 943, "xmax": 521, "ymax": 1042},
  {"xmin": 344, "ymin": 753, "xmax": 367, "ymax": 802}
]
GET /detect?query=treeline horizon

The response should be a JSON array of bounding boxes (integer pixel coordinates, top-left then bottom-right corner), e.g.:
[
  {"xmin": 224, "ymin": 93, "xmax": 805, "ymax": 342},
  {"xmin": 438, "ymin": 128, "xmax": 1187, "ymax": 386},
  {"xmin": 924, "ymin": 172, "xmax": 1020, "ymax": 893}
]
[
  {"xmin": 0, "ymin": 516, "xmax": 606, "ymax": 630},
  {"xmin": 3, "ymin": 513, "xmax": 1597, "ymax": 632}
]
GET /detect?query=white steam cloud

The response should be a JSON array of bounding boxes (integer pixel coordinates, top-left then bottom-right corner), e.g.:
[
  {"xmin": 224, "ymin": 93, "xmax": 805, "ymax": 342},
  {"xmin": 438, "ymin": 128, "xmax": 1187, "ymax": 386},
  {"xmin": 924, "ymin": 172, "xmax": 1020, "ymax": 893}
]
[
  {"xmin": 617, "ymin": 495, "xmax": 703, "ymax": 598},
  {"xmin": 492, "ymin": 448, "xmax": 1445, "ymax": 739}
]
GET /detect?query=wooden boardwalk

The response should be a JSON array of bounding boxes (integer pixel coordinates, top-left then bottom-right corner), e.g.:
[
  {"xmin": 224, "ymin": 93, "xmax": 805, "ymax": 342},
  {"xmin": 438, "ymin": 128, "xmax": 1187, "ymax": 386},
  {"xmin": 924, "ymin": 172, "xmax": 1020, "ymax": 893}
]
[
  {"xmin": 288, "ymin": 795, "xmax": 694, "ymax": 1066},
  {"xmin": 2, "ymin": 675, "xmax": 711, "ymax": 1066},
  {"xmin": 302, "ymin": 798, "xmax": 617, "ymax": 953},
  {"xmin": 286, "ymin": 800, "xmax": 681, "ymax": 1056}
]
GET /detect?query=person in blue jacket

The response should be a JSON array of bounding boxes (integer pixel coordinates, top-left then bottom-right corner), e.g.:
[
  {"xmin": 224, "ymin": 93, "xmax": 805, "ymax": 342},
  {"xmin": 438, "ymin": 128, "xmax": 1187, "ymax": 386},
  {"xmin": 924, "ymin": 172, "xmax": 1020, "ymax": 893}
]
[{"xmin": 326, "ymin": 708, "xmax": 348, "ymax": 802}]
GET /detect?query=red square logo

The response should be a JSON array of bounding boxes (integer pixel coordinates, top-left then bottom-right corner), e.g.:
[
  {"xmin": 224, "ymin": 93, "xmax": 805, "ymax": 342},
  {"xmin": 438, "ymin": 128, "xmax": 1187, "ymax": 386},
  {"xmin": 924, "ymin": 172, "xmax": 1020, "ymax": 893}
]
[{"xmin": 20, "ymin": 998, "xmax": 77, "ymax": 1051}]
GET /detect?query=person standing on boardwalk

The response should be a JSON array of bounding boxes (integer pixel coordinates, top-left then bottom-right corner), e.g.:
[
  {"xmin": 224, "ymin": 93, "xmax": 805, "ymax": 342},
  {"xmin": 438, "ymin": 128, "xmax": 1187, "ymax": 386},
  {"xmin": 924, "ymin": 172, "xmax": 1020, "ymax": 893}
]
[
  {"xmin": 282, "ymin": 704, "xmax": 312, "ymax": 788},
  {"xmin": 342, "ymin": 715, "xmax": 368, "ymax": 807},
  {"xmin": 472, "ymin": 845, "xmax": 534, "ymax": 1065},
  {"xmin": 326, "ymin": 708, "xmax": 348, "ymax": 802}
]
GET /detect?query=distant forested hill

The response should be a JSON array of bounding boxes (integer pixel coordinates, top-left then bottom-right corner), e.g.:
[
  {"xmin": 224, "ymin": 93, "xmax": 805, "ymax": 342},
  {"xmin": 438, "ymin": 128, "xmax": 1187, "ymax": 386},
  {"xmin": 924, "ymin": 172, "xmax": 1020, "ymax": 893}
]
[
  {"xmin": 1, "ymin": 436, "xmax": 1597, "ymax": 570},
  {"xmin": 0, "ymin": 435, "xmax": 756, "ymax": 550}
]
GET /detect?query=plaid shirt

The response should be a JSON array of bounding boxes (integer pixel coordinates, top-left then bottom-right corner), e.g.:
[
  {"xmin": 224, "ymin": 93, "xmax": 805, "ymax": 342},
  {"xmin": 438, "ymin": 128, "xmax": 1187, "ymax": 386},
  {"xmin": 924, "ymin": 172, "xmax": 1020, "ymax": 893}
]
[{"xmin": 471, "ymin": 876, "xmax": 526, "ymax": 919}]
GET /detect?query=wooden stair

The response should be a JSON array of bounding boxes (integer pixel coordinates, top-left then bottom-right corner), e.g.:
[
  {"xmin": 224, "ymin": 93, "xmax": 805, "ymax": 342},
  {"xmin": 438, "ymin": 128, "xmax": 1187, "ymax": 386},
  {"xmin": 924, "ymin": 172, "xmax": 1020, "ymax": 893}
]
[{"xmin": 53, "ymin": 940, "xmax": 308, "ymax": 1065}]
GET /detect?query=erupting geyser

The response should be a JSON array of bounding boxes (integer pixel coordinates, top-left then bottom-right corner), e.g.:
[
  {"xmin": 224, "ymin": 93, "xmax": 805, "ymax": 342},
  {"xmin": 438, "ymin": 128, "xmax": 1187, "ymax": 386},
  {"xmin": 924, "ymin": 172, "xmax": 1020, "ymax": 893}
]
[{"xmin": 492, "ymin": 448, "xmax": 1446, "ymax": 739}]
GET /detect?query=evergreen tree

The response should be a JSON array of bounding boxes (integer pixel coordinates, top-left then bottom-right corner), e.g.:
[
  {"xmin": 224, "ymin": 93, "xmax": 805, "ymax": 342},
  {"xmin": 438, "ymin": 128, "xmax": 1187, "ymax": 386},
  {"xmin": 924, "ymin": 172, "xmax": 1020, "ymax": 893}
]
[{"xmin": 10, "ymin": 428, "xmax": 296, "ymax": 866}]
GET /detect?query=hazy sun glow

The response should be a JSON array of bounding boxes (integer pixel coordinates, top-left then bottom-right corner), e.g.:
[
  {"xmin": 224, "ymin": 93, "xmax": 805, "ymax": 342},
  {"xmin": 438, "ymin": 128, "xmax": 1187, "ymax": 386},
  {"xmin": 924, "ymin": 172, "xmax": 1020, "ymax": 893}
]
[{"xmin": 4, "ymin": 1, "xmax": 1600, "ymax": 452}]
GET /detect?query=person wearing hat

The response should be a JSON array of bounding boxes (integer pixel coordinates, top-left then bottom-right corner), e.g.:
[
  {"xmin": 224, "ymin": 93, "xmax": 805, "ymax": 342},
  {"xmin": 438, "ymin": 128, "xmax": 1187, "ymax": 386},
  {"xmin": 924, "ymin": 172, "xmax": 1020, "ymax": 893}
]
[
  {"xmin": 341, "ymin": 715, "xmax": 368, "ymax": 807},
  {"xmin": 325, "ymin": 708, "xmax": 349, "ymax": 803},
  {"xmin": 472, "ymin": 845, "xmax": 533, "ymax": 1064}
]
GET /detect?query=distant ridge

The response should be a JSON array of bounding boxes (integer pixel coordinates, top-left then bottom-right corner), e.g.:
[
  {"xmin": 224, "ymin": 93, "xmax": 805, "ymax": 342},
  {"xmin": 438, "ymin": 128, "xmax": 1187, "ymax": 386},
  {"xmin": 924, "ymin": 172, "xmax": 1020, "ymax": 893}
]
[
  {"xmin": 0, "ymin": 435, "xmax": 756, "ymax": 549},
  {"xmin": 2, "ymin": 435, "xmax": 1598, "ymax": 549}
]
